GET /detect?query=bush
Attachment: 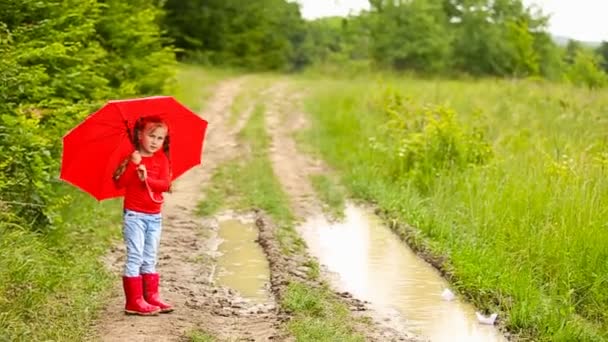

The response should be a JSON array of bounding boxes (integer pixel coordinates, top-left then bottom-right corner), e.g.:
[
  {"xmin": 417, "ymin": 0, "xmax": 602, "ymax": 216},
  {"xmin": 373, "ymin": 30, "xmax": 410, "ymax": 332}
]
[
  {"xmin": 0, "ymin": 0, "xmax": 176, "ymax": 231},
  {"xmin": 370, "ymin": 86, "xmax": 492, "ymax": 191},
  {"xmin": 565, "ymin": 50, "xmax": 608, "ymax": 89}
]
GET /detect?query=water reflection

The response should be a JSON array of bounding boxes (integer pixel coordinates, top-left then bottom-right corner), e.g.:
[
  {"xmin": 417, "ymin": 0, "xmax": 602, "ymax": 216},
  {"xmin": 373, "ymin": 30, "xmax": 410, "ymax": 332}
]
[
  {"xmin": 298, "ymin": 204, "xmax": 507, "ymax": 342},
  {"xmin": 216, "ymin": 218, "xmax": 271, "ymax": 302}
]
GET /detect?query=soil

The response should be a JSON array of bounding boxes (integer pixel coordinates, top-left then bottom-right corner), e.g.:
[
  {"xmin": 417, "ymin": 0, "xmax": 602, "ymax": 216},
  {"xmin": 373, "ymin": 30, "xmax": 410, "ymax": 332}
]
[
  {"xmin": 263, "ymin": 83, "xmax": 421, "ymax": 342},
  {"xmin": 92, "ymin": 78, "xmax": 421, "ymax": 341}
]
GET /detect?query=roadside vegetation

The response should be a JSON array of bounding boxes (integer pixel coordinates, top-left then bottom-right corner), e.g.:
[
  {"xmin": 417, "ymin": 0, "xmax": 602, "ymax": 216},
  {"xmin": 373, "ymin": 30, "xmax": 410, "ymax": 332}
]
[{"xmin": 297, "ymin": 76, "xmax": 608, "ymax": 340}]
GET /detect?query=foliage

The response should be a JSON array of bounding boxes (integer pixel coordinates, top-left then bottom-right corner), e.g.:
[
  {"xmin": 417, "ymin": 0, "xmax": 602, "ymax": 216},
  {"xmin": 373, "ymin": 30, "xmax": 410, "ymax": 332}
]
[
  {"xmin": 299, "ymin": 16, "xmax": 372, "ymax": 76},
  {"xmin": 96, "ymin": 0, "xmax": 176, "ymax": 96},
  {"xmin": 0, "ymin": 0, "xmax": 175, "ymax": 231},
  {"xmin": 160, "ymin": 0, "xmax": 606, "ymax": 85},
  {"xmin": 0, "ymin": 0, "xmax": 176, "ymax": 338},
  {"xmin": 163, "ymin": 0, "xmax": 305, "ymax": 71},
  {"xmin": 595, "ymin": 41, "xmax": 608, "ymax": 72},
  {"xmin": 300, "ymin": 75, "xmax": 608, "ymax": 340},
  {"xmin": 370, "ymin": 0, "xmax": 451, "ymax": 72},
  {"xmin": 369, "ymin": 86, "xmax": 493, "ymax": 192},
  {"xmin": 565, "ymin": 50, "xmax": 608, "ymax": 88},
  {"xmin": 445, "ymin": 0, "xmax": 547, "ymax": 76}
]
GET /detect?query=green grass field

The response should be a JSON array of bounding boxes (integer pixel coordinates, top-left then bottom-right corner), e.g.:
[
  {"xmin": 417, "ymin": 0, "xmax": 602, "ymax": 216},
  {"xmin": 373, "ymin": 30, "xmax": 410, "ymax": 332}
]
[{"xmin": 295, "ymin": 74, "xmax": 608, "ymax": 341}]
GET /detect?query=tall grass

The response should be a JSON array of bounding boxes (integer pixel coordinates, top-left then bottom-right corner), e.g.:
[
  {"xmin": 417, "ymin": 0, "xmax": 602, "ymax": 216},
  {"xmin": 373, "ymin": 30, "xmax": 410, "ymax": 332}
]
[
  {"xmin": 297, "ymin": 75, "xmax": 608, "ymax": 341},
  {"xmin": 0, "ymin": 188, "xmax": 121, "ymax": 341}
]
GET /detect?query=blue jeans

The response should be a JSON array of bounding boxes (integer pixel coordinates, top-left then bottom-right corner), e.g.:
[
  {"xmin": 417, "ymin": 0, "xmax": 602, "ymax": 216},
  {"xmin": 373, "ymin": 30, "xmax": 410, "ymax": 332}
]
[{"xmin": 122, "ymin": 209, "xmax": 163, "ymax": 277}]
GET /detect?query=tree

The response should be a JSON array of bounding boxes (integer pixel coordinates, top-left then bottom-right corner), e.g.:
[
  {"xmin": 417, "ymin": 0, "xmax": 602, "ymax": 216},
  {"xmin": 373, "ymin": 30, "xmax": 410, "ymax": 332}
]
[
  {"xmin": 0, "ymin": 0, "xmax": 175, "ymax": 229},
  {"xmin": 447, "ymin": 0, "xmax": 546, "ymax": 76},
  {"xmin": 163, "ymin": 0, "xmax": 306, "ymax": 71},
  {"xmin": 596, "ymin": 41, "xmax": 608, "ymax": 72},
  {"xmin": 96, "ymin": 0, "xmax": 176, "ymax": 96},
  {"xmin": 565, "ymin": 49, "xmax": 608, "ymax": 88},
  {"xmin": 370, "ymin": 0, "xmax": 452, "ymax": 72},
  {"xmin": 564, "ymin": 39, "xmax": 583, "ymax": 64}
]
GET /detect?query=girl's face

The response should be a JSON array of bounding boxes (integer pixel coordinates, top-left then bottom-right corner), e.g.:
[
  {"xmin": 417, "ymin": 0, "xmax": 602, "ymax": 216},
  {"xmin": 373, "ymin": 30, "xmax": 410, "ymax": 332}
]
[{"xmin": 139, "ymin": 124, "xmax": 168, "ymax": 156}]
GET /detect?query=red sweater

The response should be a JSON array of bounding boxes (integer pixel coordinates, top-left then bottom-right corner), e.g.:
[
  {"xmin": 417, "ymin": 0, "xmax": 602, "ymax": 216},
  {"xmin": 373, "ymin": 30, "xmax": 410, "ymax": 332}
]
[{"xmin": 115, "ymin": 151, "xmax": 171, "ymax": 214}]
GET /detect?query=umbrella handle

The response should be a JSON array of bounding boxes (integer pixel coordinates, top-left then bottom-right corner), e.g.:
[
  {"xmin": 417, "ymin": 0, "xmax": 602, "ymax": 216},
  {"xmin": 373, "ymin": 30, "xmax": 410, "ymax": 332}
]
[{"xmin": 144, "ymin": 179, "xmax": 165, "ymax": 204}]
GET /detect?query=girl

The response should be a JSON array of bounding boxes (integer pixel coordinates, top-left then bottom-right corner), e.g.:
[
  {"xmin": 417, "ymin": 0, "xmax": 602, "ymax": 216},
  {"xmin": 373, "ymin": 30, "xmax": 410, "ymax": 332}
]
[{"xmin": 113, "ymin": 115, "xmax": 174, "ymax": 316}]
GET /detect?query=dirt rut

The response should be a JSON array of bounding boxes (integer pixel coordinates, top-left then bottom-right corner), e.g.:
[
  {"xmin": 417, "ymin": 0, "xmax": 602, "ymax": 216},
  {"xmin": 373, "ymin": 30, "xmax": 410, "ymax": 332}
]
[
  {"xmin": 263, "ymin": 82, "xmax": 421, "ymax": 341},
  {"xmin": 93, "ymin": 78, "xmax": 285, "ymax": 342},
  {"xmin": 92, "ymin": 77, "xmax": 420, "ymax": 342}
]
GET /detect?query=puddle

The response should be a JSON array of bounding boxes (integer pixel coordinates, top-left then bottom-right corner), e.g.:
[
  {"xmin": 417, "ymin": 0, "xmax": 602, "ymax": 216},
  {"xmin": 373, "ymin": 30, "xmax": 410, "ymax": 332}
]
[
  {"xmin": 298, "ymin": 204, "xmax": 507, "ymax": 342},
  {"xmin": 215, "ymin": 216, "xmax": 271, "ymax": 303}
]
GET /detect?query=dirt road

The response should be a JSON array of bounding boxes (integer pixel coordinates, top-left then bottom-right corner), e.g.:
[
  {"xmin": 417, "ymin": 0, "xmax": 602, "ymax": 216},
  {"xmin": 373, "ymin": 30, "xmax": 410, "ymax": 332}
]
[{"xmin": 92, "ymin": 77, "xmax": 418, "ymax": 341}]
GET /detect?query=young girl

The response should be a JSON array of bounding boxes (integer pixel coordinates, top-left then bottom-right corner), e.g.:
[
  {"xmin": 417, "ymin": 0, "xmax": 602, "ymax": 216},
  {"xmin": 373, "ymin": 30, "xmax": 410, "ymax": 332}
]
[{"xmin": 113, "ymin": 115, "xmax": 174, "ymax": 316}]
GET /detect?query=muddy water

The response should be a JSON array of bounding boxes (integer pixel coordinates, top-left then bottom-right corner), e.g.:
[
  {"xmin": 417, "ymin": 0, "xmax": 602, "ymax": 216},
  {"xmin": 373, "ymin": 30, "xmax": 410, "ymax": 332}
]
[
  {"xmin": 299, "ymin": 204, "xmax": 507, "ymax": 342},
  {"xmin": 215, "ymin": 216, "xmax": 271, "ymax": 303}
]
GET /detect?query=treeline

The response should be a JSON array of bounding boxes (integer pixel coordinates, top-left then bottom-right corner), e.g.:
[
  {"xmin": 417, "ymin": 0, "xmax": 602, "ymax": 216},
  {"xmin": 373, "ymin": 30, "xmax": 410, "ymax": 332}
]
[
  {"xmin": 0, "ymin": 0, "xmax": 175, "ymax": 229},
  {"xmin": 163, "ymin": 0, "xmax": 608, "ymax": 86}
]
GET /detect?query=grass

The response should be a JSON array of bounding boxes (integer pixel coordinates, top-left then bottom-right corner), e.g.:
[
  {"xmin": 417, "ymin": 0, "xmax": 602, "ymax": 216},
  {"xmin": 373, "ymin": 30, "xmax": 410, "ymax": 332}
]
[
  {"xmin": 0, "ymin": 187, "xmax": 121, "ymax": 341},
  {"xmin": 303, "ymin": 260, "xmax": 321, "ymax": 281},
  {"xmin": 188, "ymin": 330, "xmax": 217, "ymax": 342},
  {"xmin": 237, "ymin": 101, "xmax": 366, "ymax": 341},
  {"xmin": 198, "ymin": 102, "xmax": 303, "ymax": 251},
  {"xmin": 282, "ymin": 282, "xmax": 364, "ymax": 342},
  {"xmin": 309, "ymin": 174, "xmax": 346, "ymax": 220},
  {"xmin": 196, "ymin": 91, "xmax": 366, "ymax": 341},
  {"xmin": 296, "ymin": 75, "xmax": 608, "ymax": 341},
  {"xmin": 196, "ymin": 163, "xmax": 234, "ymax": 217}
]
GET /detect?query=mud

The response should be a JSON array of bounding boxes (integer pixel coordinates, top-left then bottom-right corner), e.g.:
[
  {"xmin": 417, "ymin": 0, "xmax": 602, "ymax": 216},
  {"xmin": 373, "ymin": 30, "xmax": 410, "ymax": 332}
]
[
  {"xmin": 92, "ymin": 76, "xmax": 455, "ymax": 342},
  {"xmin": 263, "ymin": 82, "xmax": 422, "ymax": 341},
  {"xmin": 215, "ymin": 214, "xmax": 272, "ymax": 303},
  {"xmin": 92, "ymin": 78, "xmax": 286, "ymax": 342}
]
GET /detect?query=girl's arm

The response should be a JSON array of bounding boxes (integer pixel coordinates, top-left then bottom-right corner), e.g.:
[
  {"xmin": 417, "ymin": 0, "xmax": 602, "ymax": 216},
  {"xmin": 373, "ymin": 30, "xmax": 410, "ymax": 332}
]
[
  {"xmin": 146, "ymin": 155, "xmax": 171, "ymax": 192},
  {"xmin": 115, "ymin": 161, "xmax": 139, "ymax": 188}
]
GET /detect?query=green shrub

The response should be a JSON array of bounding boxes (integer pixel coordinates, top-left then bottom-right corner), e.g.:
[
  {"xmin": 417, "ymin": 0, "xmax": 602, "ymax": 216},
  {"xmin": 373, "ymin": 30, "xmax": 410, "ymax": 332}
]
[
  {"xmin": 565, "ymin": 50, "xmax": 608, "ymax": 89},
  {"xmin": 370, "ymin": 86, "xmax": 492, "ymax": 191},
  {"xmin": 0, "ymin": 0, "xmax": 175, "ymax": 231}
]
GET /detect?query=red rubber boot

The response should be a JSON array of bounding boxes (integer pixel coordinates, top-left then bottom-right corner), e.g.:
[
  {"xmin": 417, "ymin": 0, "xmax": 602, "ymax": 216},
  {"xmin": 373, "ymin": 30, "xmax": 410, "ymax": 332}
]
[
  {"xmin": 142, "ymin": 273, "xmax": 174, "ymax": 313},
  {"xmin": 123, "ymin": 276, "xmax": 160, "ymax": 316}
]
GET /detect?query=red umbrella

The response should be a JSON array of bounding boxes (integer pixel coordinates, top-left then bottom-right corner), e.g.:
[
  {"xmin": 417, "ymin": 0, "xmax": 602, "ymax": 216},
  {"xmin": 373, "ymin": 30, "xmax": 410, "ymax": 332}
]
[{"xmin": 60, "ymin": 96, "xmax": 207, "ymax": 201}]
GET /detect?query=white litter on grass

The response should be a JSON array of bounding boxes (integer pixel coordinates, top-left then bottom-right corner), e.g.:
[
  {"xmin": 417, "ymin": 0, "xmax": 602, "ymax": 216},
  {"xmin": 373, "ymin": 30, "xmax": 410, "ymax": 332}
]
[{"xmin": 475, "ymin": 311, "xmax": 498, "ymax": 325}]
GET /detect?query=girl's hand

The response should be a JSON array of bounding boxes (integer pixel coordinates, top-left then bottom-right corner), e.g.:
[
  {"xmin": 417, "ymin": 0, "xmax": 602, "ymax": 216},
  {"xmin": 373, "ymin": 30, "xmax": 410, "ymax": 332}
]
[
  {"xmin": 137, "ymin": 164, "xmax": 147, "ymax": 181},
  {"xmin": 131, "ymin": 151, "xmax": 142, "ymax": 165}
]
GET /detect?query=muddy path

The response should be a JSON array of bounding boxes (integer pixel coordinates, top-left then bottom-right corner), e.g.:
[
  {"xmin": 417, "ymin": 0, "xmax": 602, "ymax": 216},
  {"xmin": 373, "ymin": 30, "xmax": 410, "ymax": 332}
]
[
  {"xmin": 93, "ymin": 78, "xmax": 286, "ymax": 342},
  {"xmin": 263, "ymin": 82, "xmax": 421, "ymax": 341},
  {"xmin": 92, "ymin": 76, "xmax": 423, "ymax": 342}
]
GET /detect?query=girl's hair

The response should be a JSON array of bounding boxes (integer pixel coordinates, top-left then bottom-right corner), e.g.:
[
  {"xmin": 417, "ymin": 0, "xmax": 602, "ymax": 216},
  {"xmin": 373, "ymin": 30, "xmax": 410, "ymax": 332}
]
[
  {"xmin": 132, "ymin": 115, "xmax": 170, "ymax": 157},
  {"xmin": 112, "ymin": 115, "xmax": 171, "ymax": 182}
]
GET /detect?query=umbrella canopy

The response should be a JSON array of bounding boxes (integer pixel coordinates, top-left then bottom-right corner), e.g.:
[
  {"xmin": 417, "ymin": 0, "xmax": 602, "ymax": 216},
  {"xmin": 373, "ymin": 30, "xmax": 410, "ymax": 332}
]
[{"xmin": 60, "ymin": 96, "xmax": 207, "ymax": 201}]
